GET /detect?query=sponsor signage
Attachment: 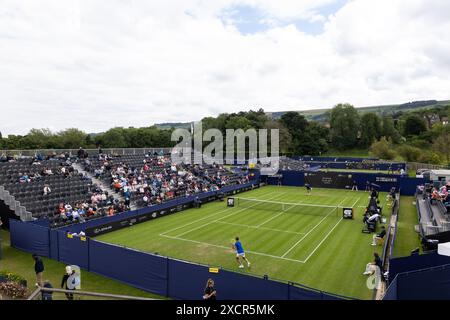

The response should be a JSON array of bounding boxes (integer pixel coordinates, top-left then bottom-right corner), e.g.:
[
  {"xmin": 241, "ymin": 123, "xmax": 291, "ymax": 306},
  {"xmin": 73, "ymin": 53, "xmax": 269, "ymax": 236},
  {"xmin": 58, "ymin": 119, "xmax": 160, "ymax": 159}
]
[
  {"xmin": 85, "ymin": 184, "xmax": 259, "ymax": 237},
  {"xmin": 375, "ymin": 177, "xmax": 398, "ymax": 183},
  {"xmin": 304, "ymin": 172, "xmax": 353, "ymax": 189}
]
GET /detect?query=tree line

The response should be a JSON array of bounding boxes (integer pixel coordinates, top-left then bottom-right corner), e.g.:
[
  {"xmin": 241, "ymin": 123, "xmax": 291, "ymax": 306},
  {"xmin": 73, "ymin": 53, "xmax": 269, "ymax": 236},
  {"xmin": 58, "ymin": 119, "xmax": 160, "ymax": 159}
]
[{"xmin": 1, "ymin": 103, "xmax": 449, "ymax": 164}]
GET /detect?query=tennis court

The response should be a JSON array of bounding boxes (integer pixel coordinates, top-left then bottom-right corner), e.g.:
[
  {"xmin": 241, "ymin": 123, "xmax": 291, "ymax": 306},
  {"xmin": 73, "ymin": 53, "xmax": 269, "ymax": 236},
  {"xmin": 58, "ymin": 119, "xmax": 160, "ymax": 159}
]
[{"xmin": 96, "ymin": 186, "xmax": 389, "ymax": 299}]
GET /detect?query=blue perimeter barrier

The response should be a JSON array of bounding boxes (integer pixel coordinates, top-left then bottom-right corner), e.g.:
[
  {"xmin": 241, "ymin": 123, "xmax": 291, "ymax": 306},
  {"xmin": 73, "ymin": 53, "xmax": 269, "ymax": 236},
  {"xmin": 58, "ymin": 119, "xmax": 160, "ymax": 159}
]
[
  {"xmin": 264, "ymin": 170, "xmax": 428, "ymax": 196},
  {"xmin": 384, "ymin": 264, "xmax": 450, "ymax": 300},
  {"xmin": 8, "ymin": 181, "xmax": 351, "ymax": 300},
  {"xmin": 9, "ymin": 218, "xmax": 351, "ymax": 300},
  {"xmin": 388, "ymin": 251, "xmax": 450, "ymax": 283}
]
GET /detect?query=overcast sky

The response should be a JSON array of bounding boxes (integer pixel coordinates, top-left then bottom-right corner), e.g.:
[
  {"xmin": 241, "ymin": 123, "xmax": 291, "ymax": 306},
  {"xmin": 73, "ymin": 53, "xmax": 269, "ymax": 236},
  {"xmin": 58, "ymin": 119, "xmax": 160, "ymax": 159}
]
[{"xmin": 1, "ymin": 0, "xmax": 450, "ymax": 136}]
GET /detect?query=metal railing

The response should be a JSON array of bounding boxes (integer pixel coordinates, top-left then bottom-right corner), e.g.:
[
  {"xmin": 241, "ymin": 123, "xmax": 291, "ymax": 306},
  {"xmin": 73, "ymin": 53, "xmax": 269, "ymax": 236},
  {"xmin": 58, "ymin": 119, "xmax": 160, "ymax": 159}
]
[
  {"xmin": 27, "ymin": 286, "xmax": 159, "ymax": 300},
  {"xmin": 0, "ymin": 148, "xmax": 173, "ymax": 157},
  {"xmin": 407, "ymin": 162, "xmax": 449, "ymax": 171}
]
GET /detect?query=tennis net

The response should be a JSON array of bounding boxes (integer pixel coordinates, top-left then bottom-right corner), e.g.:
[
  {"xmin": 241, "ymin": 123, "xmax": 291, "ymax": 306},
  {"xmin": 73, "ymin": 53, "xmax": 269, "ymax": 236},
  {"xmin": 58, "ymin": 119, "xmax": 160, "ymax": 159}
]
[{"xmin": 233, "ymin": 197, "xmax": 346, "ymax": 217}]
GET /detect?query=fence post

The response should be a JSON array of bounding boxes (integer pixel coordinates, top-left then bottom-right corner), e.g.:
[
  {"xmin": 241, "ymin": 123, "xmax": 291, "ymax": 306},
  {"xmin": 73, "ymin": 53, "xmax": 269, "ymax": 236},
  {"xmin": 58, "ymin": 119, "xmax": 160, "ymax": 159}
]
[
  {"xmin": 87, "ymin": 237, "xmax": 91, "ymax": 272},
  {"xmin": 287, "ymin": 282, "xmax": 291, "ymax": 300},
  {"xmin": 166, "ymin": 257, "xmax": 170, "ymax": 297},
  {"xmin": 57, "ymin": 231, "xmax": 60, "ymax": 262}
]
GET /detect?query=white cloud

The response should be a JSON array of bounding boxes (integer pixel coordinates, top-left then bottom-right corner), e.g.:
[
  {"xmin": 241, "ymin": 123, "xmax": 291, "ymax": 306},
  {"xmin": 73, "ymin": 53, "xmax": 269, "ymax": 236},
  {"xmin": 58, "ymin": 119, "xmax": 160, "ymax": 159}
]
[{"xmin": 0, "ymin": 0, "xmax": 449, "ymax": 136}]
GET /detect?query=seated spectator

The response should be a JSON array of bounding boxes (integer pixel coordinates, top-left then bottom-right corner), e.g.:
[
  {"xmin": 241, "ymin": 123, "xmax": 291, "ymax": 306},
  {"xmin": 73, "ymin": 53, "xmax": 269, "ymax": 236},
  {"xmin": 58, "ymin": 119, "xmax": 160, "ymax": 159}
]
[
  {"xmin": 363, "ymin": 252, "xmax": 383, "ymax": 275},
  {"xmin": 19, "ymin": 173, "xmax": 30, "ymax": 183},
  {"xmin": 65, "ymin": 209, "xmax": 73, "ymax": 221},
  {"xmin": 43, "ymin": 185, "xmax": 52, "ymax": 196},
  {"xmin": 71, "ymin": 209, "xmax": 80, "ymax": 221},
  {"xmin": 439, "ymin": 186, "xmax": 448, "ymax": 198},
  {"xmin": 431, "ymin": 189, "xmax": 442, "ymax": 203},
  {"xmin": 371, "ymin": 226, "xmax": 386, "ymax": 246},
  {"xmin": 41, "ymin": 167, "xmax": 53, "ymax": 175}
]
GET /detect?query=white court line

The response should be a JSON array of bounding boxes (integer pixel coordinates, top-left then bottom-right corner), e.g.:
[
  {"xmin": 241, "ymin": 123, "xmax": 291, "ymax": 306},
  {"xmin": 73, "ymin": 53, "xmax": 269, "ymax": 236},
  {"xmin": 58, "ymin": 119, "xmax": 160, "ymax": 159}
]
[
  {"xmin": 280, "ymin": 197, "xmax": 347, "ymax": 258},
  {"xmin": 351, "ymin": 198, "xmax": 360, "ymax": 208},
  {"xmin": 215, "ymin": 220, "xmax": 306, "ymax": 236},
  {"xmin": 160, "ymin": 234, "xmax": 306, "ymax": 264},
  {"xmin": 301, "ymin": 218, "xmax": 344, "ymax": 263},
  {"xmin": 255, "ymin": 199, "xmax": 304, "ymax": 228},
  {"xmin": 159, "ymin": 188, "xmax": 279, "ymax": 236},
  {"xmin": 300, "ymin": 195, "xmax": 363, "ymax": 262},
  {"xmin": 165, "ymin": 192, "xmax": 288, "ymax": 238},
  {"xmin": 173, "ymin": 192, "xmax": 287, "ymax": 238}
]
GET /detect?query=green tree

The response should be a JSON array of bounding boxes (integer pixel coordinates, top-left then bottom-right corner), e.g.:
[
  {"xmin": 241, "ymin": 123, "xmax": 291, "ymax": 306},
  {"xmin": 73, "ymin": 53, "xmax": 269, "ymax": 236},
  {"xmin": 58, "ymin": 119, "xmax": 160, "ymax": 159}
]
[
  {"xmin": 96, "ymin": 128, "xmax": 127, "ymax": 148},
  {"xmin": 241, "ymin": 109, "xmax": 268, "ymax": 129},
  {"xmin": 330, "ymin": 104, "xmax": 360, "ymax": 149},
  {"xmin": 403, "ymin": 114, "xmax": 427, "ymax": 136},
  {"xmin": 433, "ymin": 133, "xmax": 450, "ymax": 164},
  {"xmin": 279, "ymin": 112, "xmax": 308, "ymax": 141},
  {"xmin": 381, "ymin": 116, "xmax": 401, "ymax": 144},
  {"xmin": 369, "ymin": 137, "xmax": 396, "ymax": 160},
  {"xmin": 225, "ymin": 116, "xmax": 253, "ymax": 131},
  {"xmin": 19, "ymin": 129, "xmax": 54, "ymax": 149},
  {"xmin": 264, "ymin": 120, "xmax": 292, "ymax": 155},
  {"xmin": 56, "ymin": 128, "xmax": 88, "ymax": 149},
  {"xmin": 397, "ymin": 145, "xmax": 422, "ymax": 162},
  {"xmin": 418, "ymin": 151, "xmax": 442, "ymax": 165},
  {"xmin": 297, "ymin": 122, "xmax": 329, "ymax": 156},
  {"xmin": 359, "ymin": 113, "xmax": 381, "ymax": 147}
]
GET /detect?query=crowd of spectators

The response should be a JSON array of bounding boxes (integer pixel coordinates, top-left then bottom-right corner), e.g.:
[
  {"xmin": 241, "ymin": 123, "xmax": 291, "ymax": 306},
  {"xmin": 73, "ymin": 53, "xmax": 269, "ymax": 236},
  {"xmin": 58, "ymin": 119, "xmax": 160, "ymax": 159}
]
[
  {"xmin": 84, "ymin": 152, "xmax": 249, "ymax": 208},
  {"xmin": 427, "ymin": 183, "xmax": 450, "ymax": 211},
  {"xmin": 18, "ymin": 163, "xmax": 77, "ymax": 184},
  {"xmin": 51, "ymin": 184, "xmax": 126, "ymax": 224}
]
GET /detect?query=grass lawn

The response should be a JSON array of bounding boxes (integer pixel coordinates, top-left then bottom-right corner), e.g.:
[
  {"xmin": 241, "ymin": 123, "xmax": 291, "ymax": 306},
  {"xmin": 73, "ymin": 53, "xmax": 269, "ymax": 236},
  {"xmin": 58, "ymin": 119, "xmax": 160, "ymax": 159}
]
[
  {"xmin": 0, "ymin": 229, "xmax": 164, "ymax": 300},
  {"xmin": 97, "ymin": 186, "xmax": 389, "ymax": 300},
  {"xmin": 319, "ymin": 168, "xmax": 392, "ymax": 174},
  {"xmin": 322, "ymin": 149, "xmax": 370, "ymax": 158},
  {"xmin": 393, "ymin": 196, "xmax": 421, "ymax": 257}
]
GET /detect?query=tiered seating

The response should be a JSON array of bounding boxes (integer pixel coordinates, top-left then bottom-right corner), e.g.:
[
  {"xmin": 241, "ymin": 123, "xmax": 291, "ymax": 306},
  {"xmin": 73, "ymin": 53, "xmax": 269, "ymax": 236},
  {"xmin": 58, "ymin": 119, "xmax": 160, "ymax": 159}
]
[
  {"xmin": 0, "ymin": 152, "xmax": 252, "ymax": 228},
  {"xmin": 81, "ymin": 153, "xmax": 250, "ymax": 209},
  {"xmin": 0, "ymin": 156, "xmax": 111, "ymax": 228},
  {"xmin": 279, "ymin": 156, "xmax": 308, "ymax": 171},
  {"xmin": 416, "ymin": 184, "xmax": 450, "ymax": 236}
]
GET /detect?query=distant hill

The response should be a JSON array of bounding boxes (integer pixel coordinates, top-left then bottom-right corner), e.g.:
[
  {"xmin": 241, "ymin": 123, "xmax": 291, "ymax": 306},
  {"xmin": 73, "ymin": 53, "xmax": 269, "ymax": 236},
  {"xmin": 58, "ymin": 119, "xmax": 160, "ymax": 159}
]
[
  {"xmin": 268, "ymin": 100, "xmax": 450, "ymax": 122},
  {"xmin": 154, "ymin": 122, "xmax": 191, "ymax": 130}
]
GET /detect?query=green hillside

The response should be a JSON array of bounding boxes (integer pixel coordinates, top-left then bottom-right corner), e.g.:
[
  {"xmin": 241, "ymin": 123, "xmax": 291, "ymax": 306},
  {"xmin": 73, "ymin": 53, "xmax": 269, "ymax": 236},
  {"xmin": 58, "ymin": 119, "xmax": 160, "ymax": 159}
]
[{"xmin": 269, "ymin": 100, "xmax": 450, "ymax": 122}]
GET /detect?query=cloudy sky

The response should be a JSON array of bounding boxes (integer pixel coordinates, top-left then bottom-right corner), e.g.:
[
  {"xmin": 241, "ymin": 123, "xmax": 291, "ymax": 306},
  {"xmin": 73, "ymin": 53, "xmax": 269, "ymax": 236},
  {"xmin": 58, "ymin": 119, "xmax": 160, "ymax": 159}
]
[{"xmin": 1, "ymin": 0, "xmax": 450, "ymax": 136}]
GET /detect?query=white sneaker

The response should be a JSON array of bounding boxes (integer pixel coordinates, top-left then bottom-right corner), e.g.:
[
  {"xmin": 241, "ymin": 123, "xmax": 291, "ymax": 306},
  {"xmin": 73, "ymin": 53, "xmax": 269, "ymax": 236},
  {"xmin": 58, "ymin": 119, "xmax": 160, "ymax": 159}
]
[
  {"xmin": 238, "ymin": 265, "xmax": 244, "ymax": 268},
  {"xmin": 371, "ymin": 243, "xmax": 377, "ymax": 246},
  {"xmin": 247, "ymin": 262, "xmax": 251, "ymax": 267}
]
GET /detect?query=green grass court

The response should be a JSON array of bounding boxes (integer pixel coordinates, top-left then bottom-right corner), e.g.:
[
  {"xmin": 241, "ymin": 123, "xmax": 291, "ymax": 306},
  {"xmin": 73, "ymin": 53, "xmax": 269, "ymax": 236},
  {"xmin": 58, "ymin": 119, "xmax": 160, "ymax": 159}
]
[
  {"xmin": 97, "ymin": 186, "xmax": 391, "ymax": 299},
  {"xmin": 319, "ymin": 168, "xmax": 392, "ymax": 174}
]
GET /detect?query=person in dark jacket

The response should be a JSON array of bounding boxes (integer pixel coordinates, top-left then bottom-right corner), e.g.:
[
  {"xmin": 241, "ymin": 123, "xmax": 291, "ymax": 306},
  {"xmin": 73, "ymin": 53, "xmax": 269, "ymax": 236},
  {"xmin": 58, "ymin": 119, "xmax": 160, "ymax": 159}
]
[
  {"xmin": 32, "ymin": 254, "xmax": 44, "ymax": 287},
  {"xmin": 203, "ymin": 279, "xmax": 216, "ymax": 300},
  {"xmin": 41, "ymin": 280, "xmax": 53, "ymax": 300},
  {"xmin": 363, "ymin": 252, "xmax": 383, "ymax": 275}
]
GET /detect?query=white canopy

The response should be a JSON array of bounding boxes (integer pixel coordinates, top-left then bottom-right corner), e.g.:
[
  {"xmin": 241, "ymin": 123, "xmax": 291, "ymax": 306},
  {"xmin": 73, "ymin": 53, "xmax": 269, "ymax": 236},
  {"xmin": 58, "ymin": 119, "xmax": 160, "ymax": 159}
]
[{"xmin": 437, "ymin": 242, "xmax": 450, "ymax": 257}]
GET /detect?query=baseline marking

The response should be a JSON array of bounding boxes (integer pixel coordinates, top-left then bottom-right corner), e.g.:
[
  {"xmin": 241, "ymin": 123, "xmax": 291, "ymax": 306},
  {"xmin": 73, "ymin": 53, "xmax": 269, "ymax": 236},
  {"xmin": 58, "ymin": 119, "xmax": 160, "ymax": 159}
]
[{"xmin": 160, "ymin": 234, "xmax": 306, "ymax": 264}]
